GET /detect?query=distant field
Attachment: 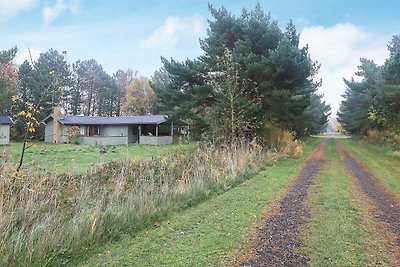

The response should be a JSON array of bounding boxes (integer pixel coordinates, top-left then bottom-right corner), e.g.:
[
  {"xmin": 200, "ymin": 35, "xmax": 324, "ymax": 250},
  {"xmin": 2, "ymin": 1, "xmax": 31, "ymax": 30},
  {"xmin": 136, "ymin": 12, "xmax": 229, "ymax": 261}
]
[{"xmin": 0, "ymin": 142, "xmax": 197, "ymax": 173}]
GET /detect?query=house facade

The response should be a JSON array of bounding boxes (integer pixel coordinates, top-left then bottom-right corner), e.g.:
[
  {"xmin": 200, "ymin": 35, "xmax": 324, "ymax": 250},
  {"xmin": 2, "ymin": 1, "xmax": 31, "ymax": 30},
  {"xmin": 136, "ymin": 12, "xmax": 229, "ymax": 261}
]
[
  {"xmin": 0, "ymin": 116, "xmax": 13, "ymax": 145},
  {"xmin": 44, "ymin": 107, "xmax": 183, "ymax": 146}
]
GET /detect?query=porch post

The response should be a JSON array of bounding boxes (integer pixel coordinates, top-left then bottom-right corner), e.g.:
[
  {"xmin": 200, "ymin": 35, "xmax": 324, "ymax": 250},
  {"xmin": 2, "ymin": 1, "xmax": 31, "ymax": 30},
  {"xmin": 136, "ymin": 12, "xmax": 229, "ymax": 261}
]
[
  {"xmin": 171, "ymin": 121, "xmax": 174, "ymax": 136},
  {"xmin": 156, "ymin": 124, "xmax": 159, "ymax": 136}
]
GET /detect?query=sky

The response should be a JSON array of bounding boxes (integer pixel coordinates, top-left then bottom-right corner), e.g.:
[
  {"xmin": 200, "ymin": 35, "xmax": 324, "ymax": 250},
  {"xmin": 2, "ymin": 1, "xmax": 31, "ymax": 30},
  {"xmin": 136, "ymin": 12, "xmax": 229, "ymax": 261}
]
[{"xmin": 1, "ymin": 0, "xmax": 399, "ymax": 114}]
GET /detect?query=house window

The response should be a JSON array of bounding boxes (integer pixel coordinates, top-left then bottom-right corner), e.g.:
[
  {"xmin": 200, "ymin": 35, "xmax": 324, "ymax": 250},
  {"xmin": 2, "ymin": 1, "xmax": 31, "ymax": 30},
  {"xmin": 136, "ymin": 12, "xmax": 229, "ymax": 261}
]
[{"xmin": 85, "ymin": 125, "xmax": 100, "ymax": 136}]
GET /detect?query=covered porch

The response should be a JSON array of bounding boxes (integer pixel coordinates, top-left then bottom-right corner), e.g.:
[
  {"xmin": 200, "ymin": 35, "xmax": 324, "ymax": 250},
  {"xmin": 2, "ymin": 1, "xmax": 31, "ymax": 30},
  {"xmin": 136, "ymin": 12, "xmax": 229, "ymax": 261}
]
[{"xmin": 129, "ymin": 120, "xmax": 182, "ymax": 145}]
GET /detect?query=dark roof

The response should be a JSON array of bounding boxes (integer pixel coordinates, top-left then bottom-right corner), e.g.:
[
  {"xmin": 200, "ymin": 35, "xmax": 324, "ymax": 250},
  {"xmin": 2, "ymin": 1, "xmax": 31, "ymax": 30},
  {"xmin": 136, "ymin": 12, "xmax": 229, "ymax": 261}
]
[
  {"xmin": 59, "ymin": 115, "xmax": 169, "ymax": 125},
  {"xmin": 0, "ymin": 116, "xmax": 13, "ymax": 124}
]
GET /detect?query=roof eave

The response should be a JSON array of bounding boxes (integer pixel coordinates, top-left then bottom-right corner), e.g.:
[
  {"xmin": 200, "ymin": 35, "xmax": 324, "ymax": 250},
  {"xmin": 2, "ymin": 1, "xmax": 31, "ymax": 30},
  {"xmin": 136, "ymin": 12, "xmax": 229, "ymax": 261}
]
[
  {"xmin": 0, "ymin": 116, "xmax": 14, "ymax": 124},
  {"xmin": 43, "ymin": 114, "xmax": 54, "ymax": 123},
  {"xmin": 61, "ymin": 121, "xmax": 167, "ymax": 126}
]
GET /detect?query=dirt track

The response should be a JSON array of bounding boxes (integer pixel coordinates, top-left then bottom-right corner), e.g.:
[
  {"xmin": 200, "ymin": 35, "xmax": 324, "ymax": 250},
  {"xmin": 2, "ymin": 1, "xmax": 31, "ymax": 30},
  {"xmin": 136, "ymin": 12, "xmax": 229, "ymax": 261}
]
[
  {"xmin": 239, "ymin": 141, "xmax": 327, "ymax": 267},
  {"xmin": 337, "ymin": 141, "xmax": 400, "ymax": 260}
]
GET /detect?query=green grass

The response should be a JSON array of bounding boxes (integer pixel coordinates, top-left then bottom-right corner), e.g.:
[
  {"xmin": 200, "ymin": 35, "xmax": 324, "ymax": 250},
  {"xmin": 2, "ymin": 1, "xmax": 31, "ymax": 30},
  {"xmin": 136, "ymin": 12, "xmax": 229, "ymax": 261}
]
[
  {"xmin": 301, "ymin": 139, "xmax": 392, "ymax": 267},
  {"xmin": 0, "ymin": 142, "xmax": 197, "ymax": 173},
  {"xmin": 339, "ymin": 139, "xmax": 400, "ymax": 196},
  {"xmin": 73, "ymin": 138, "xmax": 322, "ymax": 266}
]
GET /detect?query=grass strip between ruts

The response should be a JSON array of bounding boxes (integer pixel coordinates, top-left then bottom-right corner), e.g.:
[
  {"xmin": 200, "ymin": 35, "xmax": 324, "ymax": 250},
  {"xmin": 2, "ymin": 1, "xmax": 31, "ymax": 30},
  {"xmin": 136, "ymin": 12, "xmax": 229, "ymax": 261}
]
[{"xmin": 75, "ymin": 139, "xmax": 322, "ymax": 266}]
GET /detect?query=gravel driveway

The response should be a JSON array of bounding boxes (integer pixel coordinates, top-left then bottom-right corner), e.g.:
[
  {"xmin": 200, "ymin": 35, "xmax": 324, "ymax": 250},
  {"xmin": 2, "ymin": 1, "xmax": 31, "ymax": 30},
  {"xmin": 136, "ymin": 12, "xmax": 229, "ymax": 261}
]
[{"xmin": 239, "ymin": 141, "xmax": 327, "ymax": 267}]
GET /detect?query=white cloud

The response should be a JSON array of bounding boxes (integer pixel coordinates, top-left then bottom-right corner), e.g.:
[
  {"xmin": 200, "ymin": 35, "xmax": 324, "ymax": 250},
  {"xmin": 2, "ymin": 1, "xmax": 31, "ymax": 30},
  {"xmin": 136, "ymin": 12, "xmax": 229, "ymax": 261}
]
[
  {"xmin": 0, "ymin": 0, "xmax": 36, "ymax": 18},
  {"xmin": 300, "ymin": 23, "xmax": 389, "ymax": 114},
  {"xmin": 43, "ymin": 0, "xmax": 79, "ymax": 25},
  {"xmin": 142, "ymin": 14, "xmax": 207, "ymax": 51}
]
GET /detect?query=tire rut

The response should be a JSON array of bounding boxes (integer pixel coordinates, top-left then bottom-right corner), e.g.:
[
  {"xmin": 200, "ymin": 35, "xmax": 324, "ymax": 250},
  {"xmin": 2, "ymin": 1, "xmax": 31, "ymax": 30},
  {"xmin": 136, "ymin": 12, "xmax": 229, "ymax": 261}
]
[
  {"xmin": 336, "ymin": 141, "xmax": 400, "ymax": 257},
  {"xmin": 239, "ymin": 141, "xmax": 327, "ymax": 267}
]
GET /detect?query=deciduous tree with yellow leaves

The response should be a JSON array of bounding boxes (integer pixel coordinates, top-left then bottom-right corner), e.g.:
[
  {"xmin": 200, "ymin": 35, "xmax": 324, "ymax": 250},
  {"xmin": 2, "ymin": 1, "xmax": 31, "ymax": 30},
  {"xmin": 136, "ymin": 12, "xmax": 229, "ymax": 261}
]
[
  {"xmin": 11, "ymin": 95, "xmax": 44, "ymax": 172},
  {"xmin": 122, "ymin": 76, "xmax": 155, "ymax": 115},
  {"xmin": 10, "ymin": 68, "xmax": 57, "ymax": 172}
]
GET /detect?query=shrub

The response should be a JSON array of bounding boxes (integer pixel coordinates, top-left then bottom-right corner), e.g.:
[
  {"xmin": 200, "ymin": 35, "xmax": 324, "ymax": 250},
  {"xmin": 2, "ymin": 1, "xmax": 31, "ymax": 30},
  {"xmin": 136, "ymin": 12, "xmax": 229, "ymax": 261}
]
[
  {"xmin": 366, "ymin": 129, "xmax": 400, "ymax": 150},
  {"xmin": 260, "ymin": 123, "xmax": 304, "ymax": 157},
  {"xmin": 66, "ymin": 126, "xmax": 81, "ymax": 144}
]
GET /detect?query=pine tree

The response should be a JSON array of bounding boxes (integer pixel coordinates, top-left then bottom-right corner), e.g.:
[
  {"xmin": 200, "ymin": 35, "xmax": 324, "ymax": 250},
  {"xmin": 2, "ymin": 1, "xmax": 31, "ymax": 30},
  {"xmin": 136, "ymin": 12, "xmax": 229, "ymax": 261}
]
[{"xmin": 154, "ymin": 3, "xmax": 329, "ymax": 138}]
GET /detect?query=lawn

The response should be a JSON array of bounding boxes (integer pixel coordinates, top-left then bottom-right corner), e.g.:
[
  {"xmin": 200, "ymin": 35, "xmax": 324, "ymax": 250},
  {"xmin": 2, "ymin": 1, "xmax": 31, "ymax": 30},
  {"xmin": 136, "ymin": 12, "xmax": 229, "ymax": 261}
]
[
  {"xmin": 74, "ymin": 138, "xmax": 323, "ymax": 266},
  {"xmin": 0, "ymin": 141, "xmax": 197, "ymax": 173}
]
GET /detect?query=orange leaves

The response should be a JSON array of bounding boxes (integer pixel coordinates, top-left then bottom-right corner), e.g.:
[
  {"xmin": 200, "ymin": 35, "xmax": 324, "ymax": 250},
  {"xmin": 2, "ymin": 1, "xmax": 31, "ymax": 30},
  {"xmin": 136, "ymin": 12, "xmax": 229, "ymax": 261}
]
[{"xmin": 0, "ymin": 62, "xmax": 18, "ymax": 86}]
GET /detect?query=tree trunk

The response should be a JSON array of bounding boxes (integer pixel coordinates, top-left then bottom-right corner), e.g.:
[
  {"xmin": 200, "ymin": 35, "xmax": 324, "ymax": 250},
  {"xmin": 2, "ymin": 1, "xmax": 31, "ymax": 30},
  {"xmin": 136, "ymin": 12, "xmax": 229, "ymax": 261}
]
[{"xmin": 16, "ymin": 132, "xmax": 28, "ymax": 172}]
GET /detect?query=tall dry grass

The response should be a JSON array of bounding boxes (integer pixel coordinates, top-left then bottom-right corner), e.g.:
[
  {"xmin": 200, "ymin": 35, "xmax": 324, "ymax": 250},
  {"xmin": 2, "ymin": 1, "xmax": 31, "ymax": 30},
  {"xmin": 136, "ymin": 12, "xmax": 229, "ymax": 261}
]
[
  {"xmin": 260, "ymin": 123, "xmax": 304, "ymax": 157},
  {"xmin": 366, "ymin": 129, "xmax": 400, "ymax": 151},
  {"xmin": 0, "ymin": 140, "xmax": 277, "ymax": 266}
]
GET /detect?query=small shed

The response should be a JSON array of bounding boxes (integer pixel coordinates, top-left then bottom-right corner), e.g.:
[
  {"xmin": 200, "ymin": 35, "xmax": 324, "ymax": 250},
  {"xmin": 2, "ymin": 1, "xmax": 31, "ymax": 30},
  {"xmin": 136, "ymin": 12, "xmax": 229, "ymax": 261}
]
[{"xmin": 0, "ymin": 116, "xmax": 13, "ymax": 145}]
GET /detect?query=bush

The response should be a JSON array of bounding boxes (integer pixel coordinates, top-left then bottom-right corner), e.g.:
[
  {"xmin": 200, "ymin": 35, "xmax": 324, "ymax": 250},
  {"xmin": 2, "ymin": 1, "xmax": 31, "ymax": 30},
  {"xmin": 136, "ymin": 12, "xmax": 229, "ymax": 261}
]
[
  {"xmin": 66, "ymin": 126, "xmax": 81, "ymax": 144},
  {"xmin": 260, "ymin": 123, "xmax": 304, "ymax": 157},
  {"xmin": 366, "ymin": 129, "xmax": 400, "ymax": 150}
]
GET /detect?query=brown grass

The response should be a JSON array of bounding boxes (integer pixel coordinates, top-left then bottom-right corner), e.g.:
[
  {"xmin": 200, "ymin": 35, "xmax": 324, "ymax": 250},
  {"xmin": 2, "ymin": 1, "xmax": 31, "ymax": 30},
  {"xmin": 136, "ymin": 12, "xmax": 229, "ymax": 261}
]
[
  {"xmin": 366, "ymin": 129, "xmax": 400, "ymax": 150},
  {"xmin": 0, "ymin": 140, "xmax": 278, "ymax": 266},
  {"xmin": 261, "ymin": 123, "xmax": 304, "ymax": 157}
]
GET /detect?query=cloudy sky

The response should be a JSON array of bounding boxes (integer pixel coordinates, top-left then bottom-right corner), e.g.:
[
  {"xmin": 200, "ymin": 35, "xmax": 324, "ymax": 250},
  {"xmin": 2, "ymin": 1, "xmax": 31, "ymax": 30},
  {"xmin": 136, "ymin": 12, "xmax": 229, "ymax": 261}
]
[{"xmin": 1, "ymin": 0, "xmax": 399, "ymax": 114}]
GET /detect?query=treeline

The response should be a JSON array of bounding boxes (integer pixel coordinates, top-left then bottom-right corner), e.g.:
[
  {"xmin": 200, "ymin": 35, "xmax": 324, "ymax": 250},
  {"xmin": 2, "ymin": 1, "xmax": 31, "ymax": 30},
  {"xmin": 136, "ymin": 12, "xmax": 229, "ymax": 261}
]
[
  {"xmin": 153, "ymin": 4, "xmax": 331, "ymax": 139},
  {"xmin": 338, "ymin": 35, "xmax": 400, "ymax": 137},
  {"xmin": 1, "ymin": 3, "xmax": 331, "ymax": 141},
  {"xmin": 0, "ymin": 48, "xmax": 156, "ymax": 138}
]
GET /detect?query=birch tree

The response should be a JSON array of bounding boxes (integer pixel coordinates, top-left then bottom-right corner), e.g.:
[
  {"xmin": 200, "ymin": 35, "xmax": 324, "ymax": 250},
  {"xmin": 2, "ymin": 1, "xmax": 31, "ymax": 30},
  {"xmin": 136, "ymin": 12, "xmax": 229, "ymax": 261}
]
[{"xmin": 123, "ymin": 77, "xmax": 155, "ymax": 115}]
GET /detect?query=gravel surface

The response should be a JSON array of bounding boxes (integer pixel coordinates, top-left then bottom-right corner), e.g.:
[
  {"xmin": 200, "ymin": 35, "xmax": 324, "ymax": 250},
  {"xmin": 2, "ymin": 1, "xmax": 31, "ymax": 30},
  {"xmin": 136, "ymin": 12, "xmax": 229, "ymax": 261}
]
[
  {"xmin": 338, "ymin": 144, "xmax": 400, "ymax": 247},
  {"xmin": 240, "ymin": 142, "xmax": 326, "ymax": 267}
]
